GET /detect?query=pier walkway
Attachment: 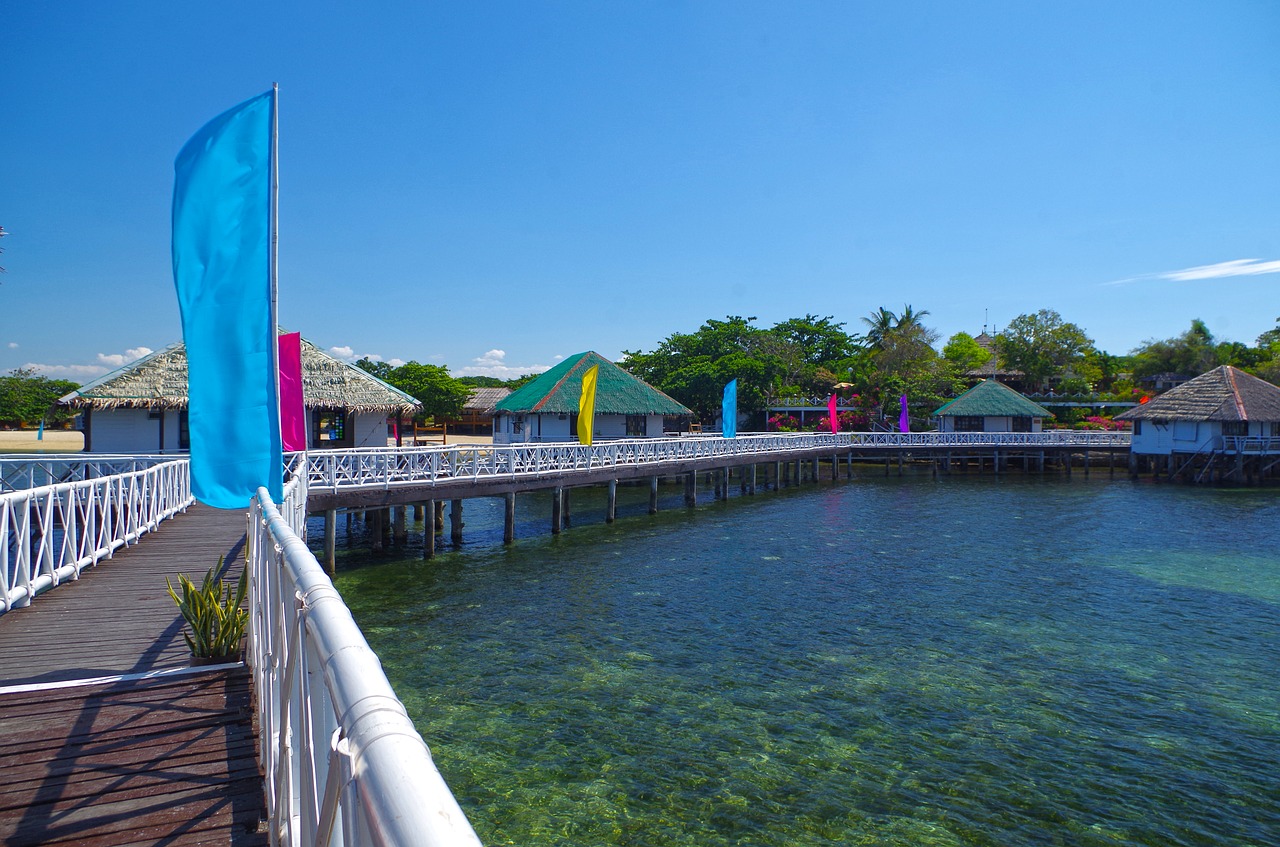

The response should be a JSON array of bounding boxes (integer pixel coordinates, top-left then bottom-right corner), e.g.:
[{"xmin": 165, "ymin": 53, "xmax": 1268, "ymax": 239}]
[{"xmin": 0, "ymin": 504, "xmax": 265, "ymax": 846}]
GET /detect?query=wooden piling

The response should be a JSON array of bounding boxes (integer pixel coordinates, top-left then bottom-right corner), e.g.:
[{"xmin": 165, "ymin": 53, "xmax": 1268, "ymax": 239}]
[
  {"xmin": 552, "ymin": 486, "xmax": 564, "ymax": 532},
  {"xmin": 684, "ymin": 473, "xmax": 696, "ymax": 507},
  {"xmin": 606, "ymin": 480, "xmax": 617, "ymax": 523},
  {"xmin": 423, "ymin": 500, "xmax": 435, "ymax": 559},
  {"xmin": 323, "ymin": 509, "xmax": 336, "ymax": 574},
  {"xmin": 563, "ymin": 488, "xmax": 572, "ymax": 527},
  {"xmin": 750, "ymin": 464, "xmax": 757, "ymax": 495},
  {"xmin": 370, "ymin": 509, "xmax": 384, "ymax": 553},
  {"xmin": 393, "ymin": 506, "xmax": 408, "ymax": 546},
  {"xmin": 504, "ymin": 492, "xmax": 516, "ymax": 543},
  {"xmin": 450, "ymin": 499, "xmax": 464, "ymax": 545},
  {"xmin": 649, "ymin": 476, "xmax": 659, "ymax": 514}
]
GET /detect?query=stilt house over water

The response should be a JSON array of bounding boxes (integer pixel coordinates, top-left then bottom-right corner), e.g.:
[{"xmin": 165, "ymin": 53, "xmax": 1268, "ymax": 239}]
[
  {"xmin": 59, "ymin": 337, "xmax": 419, "ymax": 453},
  {"xmin": 933, "ymin": 378, "xmax": 1053, "ymax": 433},
  {"xmin": 1116, "ymin": 365, "xmax": 1280, "ymax": 459},
  {"xmin": 492, "ymin": 351, "xmax": 692, "ymax": 444}
]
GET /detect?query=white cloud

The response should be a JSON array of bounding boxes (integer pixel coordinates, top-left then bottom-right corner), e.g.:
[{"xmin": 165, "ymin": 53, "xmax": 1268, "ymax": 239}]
[
  {"xmin": 18, "ymin": 346, "xmax": 152, "ymax": 382},
  {"xmin": 1107, "ymin": 258, "xmax": 1280, "ymax": 286},
  {"xmin": 6, "ymin": 342, "xmax": 17, "ymax": 349},
  {"xmin": 329, "ymin": 345, "xmax": 356, "ymax": 360},
  {"xmin": 22, "ymin": 362, "xmax": 110, "ymax": 379},
  {"xmin": 455, "ymin": 349, "xmax": 552, "ymax": 379},
  {"xmin": 388, "ymin": 358, "xmax": 405, "ymax": 367},
  {"xmin": 96, "ymin": 346, "xmax": 153, "ymax": 368},
  {"xmin": 328, "ymin": 346, "xmax": 403, "ymax": 367}
]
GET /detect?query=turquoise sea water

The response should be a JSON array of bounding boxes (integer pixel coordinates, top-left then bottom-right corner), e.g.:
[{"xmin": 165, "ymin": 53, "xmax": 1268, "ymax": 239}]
[{"xmin": 321, "ymin": 474, "xmax": 1280, "ymax": 846}]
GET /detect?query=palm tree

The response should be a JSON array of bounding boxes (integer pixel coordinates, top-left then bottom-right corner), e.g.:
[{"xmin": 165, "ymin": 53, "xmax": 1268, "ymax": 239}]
[{"xmin": 861, "ymin": 307, "xmax": 897, "ymax": 349}]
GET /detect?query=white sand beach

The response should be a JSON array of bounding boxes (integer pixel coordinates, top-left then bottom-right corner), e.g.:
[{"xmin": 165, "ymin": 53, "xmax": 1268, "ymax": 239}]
[{"xmin": 0, "ymin": 430, "xmax": 85, "ymax": 453}]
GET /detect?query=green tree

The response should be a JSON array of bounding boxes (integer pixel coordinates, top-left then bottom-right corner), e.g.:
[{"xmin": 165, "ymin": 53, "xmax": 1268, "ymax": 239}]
[
  {"xmin": 1130, "ymin": 319, "xmax": 1219, "ymax": 379},
  {"xmin": 0, "ymin": 368, "xmax": 80, "ymax": 428},
  {"xmin": 385, "ymin": 362, "xmax": 470, "ymax": 421},
  {"xmin": 353, "ymin": 357, "xmax": 394, "ymax": 380},
  {"xmin": 942, "ymin": 332, "xmax": 989, "ymax": 373},
  {"xmin": 994, "ymin": 310, "xmax": 1093, "ymax": 390}
]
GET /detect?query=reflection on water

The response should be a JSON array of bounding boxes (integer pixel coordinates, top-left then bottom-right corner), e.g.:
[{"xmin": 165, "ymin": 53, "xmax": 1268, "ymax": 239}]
[{"xmin": 324, "ymin": 473, "xmax": 1280, "ymax": 846}]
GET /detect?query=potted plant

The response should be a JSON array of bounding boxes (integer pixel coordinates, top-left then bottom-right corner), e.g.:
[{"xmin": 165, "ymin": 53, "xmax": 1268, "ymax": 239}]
[{"xmin": 166, "ymin": 557, "xmax": 249, "ymax": 664}]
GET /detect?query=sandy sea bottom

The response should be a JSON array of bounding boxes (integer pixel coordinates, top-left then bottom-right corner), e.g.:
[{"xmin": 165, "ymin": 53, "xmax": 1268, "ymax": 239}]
[{"xmin": 323, "ymin": 472, "xmax": 1280, "ymax": 846}]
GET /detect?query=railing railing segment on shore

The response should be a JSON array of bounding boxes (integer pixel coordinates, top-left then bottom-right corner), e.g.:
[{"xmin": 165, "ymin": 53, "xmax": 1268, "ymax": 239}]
[
  {"xmin": 1, "ymin": 459, "xmax": 192, "ymax": 614},
  {"xmin": 249, "ymin": 472, "xmax": 482, "ymax": 847},
  {"xmin": 0, "ymin": 453, "xmax": 175, "ymax": 493},
  {"xmin": 305, "ymin": 431, "xmax": 1131, "ymax": 493}
]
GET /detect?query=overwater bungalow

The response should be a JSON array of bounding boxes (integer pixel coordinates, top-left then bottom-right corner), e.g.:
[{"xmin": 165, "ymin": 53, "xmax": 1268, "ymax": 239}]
[
  {"xmin": 58, "ymin": 337, "xmax": 419, "ymax": 453},
  {"xmin": 1116, "ymin": 365, "xmax": 1280, "ymax": 481},
  {"xmin": 933, "ymin": 378, "xmax": 1053, "ymax": 433},
  {"xmin": 492, "ymin": 351, "xmax": 692, "ymax": 444}
]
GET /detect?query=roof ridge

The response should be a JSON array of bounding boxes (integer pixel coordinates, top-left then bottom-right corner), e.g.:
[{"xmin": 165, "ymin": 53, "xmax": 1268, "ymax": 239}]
[{"xmin": 1224, "ymin": 366, "xmax": 1248, "ymax": 420}]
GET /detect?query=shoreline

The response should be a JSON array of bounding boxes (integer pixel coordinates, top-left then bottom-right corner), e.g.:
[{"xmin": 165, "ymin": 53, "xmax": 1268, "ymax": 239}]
[{"xmin": 0, "ymin": 430, "xmax": 85, "ymax": 453}]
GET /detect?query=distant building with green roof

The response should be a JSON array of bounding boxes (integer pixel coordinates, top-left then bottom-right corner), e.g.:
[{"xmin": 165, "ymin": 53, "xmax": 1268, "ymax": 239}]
[
  {"xmin": 493, "ymin": 351, "xmax": 692, "ymax": 444},
  {"xmin": 932, "ymin": 379, "xmax": 1053, "ymax": 433}
]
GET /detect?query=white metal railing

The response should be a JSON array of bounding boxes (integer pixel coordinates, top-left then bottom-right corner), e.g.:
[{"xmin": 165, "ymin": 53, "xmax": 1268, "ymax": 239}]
[
  {"xmin": 1222, "ymin": 436, "xmax": 1280, "ymax": 454},
  {"xmin": 249, "ymin": 471, "xmax": 482, "ymax": 847},
  {"xmin": 1, "ymin": 459, "xmax": 192, "ymax": 614},
  {"xmin": 304, "ymin": 431, "xmax": 1131, "ymax": 493},
  {"xmin": 0, "ymin": 453, "xmax": 175, "ymax": 493}
]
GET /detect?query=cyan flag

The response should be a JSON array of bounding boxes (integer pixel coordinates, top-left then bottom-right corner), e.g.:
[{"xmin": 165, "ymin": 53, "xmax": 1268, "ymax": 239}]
[
  {"xmin": 173, "ymin": 90, "xmax": 282, "ymax": 508},
  {"xmin": 722, "ymin": 379, "xmax": 737, "ymax": 438}
]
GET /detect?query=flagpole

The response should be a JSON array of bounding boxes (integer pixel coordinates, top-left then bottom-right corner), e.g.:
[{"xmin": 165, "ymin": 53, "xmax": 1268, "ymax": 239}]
[{"xmin": 269, "ymin": 83, "xmax": 282, "ymax": 452}]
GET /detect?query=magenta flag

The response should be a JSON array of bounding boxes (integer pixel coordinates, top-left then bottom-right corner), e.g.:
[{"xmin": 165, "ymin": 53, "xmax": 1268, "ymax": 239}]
[
  {"xmin": 899, "ymin": 394, "xmax": 910, "ymax": 433},
  {"xmin": 278, "ymin": 332, "xmax": 307, "ymax": 451},
  {"xmin": 828, "ymin": 394, "xmax": 838, "ymax": 433}
]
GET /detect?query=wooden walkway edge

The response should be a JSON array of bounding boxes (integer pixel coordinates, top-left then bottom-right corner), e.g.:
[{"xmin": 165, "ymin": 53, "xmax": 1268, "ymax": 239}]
[{"xmin": 0, "ymin": 505, "xmax": 266, "ymax": 846}]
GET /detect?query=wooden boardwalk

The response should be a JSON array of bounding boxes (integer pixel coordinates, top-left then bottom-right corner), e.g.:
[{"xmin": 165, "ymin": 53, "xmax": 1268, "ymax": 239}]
[{"xmin": 0, "ymin": 505, "xmax": 266, "ymax": 846}]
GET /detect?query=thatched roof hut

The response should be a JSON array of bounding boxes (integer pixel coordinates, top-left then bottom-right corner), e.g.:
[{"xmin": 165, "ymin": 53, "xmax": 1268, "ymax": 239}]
[
  {"xmin": 932, "ymin": 379, "xmax": 1052, "ymax": 433},
  {"xmin": 1116, "ymin": 366, "xmax": 1280, "ymax": 424},
  {"xmin": 59, "ymin": 337, "xmax": 419, "ymax": 414}
]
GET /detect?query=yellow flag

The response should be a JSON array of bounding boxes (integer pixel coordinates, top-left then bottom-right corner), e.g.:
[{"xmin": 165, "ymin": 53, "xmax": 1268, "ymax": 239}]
[{"xmin": 577, "ymin": 364, "xmax": 599, "ymax": 445}]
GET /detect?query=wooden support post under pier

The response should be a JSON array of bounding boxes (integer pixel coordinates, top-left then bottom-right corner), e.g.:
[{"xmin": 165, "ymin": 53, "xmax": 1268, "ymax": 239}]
[
  {"xmin": 370, "ymin": 508, "xmax": 384, "ymax": 553},
  {"xmin": 394, "ymin": 506, "xmax": 408, "ymax": 546},
  {"xmin": 684, "ymin": 473, "xmax": 696, "ymax": 507},
  {"xmin": 750, "ymin": 464, "xmax": 757, "ymax": 495},
  {"xmin": 812, "ymin": 457, "xmax": 819, "ymax": 482},
  {"xmin": 413, "ymin": 503, "xmax": 424, "ymax": 521},
  {"xmin": 434, "ymin": 500, "xmax": 445, "ymax": 529},
  {"xmin": 504, "ymin": 492, "xmax": 516, "ymax": 543},
  {"xmin": 563, "ymin": 488, "xmax": 572, "ymax": 527},
  {"xmin": 606, "ymin": 480, "xmax": 617, "ymax": 523},
  {"xmin": 323, "ymin": 509, "xmax": 336, "ymax": 575},
  {"xmin": 649, "ymin": 476, "xmax": 659, "ymax": 514},
  {"xmin": 423, "ymin": 500, "xmax": 435, "ymax": 559},
  {"xmin": 774, "ymin": 461, "xmax": 782, "ymax": 489},
  {"xmin": 552, "ymin": 487, "xmax": 564, "ymax": 532},
  {"xmin": 450, "ymin": 499, "xmax": 464, "ymax": 545}
]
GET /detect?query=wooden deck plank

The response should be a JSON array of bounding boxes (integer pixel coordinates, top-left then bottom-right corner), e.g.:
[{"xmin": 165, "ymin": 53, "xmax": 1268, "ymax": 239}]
[{"xmin": 0, "ymin": 505, "xmax": 266, "ymax": 846}]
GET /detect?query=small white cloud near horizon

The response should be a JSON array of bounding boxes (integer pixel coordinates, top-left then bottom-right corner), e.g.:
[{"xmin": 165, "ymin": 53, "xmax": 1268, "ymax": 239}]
[
  {"xmin": 456, "ymin": 349, "xmax": 552, "ymax": 379},
  {"xmin": 1107, "ymin": 258, "xmax": 1280, "ymax": 286},
  {"xmin": 19, "ymin": 346, "xmax": 154, "ymax": 382},
  {"xmin": 96, "ymin": 347, "xmax": 153, "ymax": 368},
  {"xmin": 6, "ymin": 342, "xmax": 17, "ymax": 349}
]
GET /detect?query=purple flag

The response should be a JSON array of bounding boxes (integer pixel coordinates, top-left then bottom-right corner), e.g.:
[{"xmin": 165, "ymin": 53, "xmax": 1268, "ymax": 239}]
[
  {"xmin": 899, "ymin": 394, "xmax": 910, "ymax": 433},
  {"xmin": 828, "ymin": 394, "xmax": 838, "ymax": 433}
]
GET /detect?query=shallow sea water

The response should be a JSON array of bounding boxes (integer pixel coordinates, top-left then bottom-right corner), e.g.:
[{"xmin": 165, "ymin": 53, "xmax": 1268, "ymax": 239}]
[{"xmin": 321, "ymin": 472, "xmax": 1280, "ymax": 846}]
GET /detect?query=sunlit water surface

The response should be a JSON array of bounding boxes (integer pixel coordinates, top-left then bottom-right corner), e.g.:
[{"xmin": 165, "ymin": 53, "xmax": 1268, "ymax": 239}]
[{"xmin": 319, "ymin": 473, "xmax": 1280, "ymax": 846}]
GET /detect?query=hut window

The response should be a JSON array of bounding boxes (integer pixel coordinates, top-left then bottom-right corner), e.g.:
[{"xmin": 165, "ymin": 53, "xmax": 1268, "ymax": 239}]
[
  {"xmin": 315, "ymin": 409, "xmax": 348, "ymax": 444},
  {"xmin": 179, "ymin": 411, "xmax": 190, "ymax": 450},
  {"xmin": 512, "ymin": 415, "xmax": 523, "ymax": 434},
  {"xmin": 1133, "ymin": 420, "xmax": 1142, "ymax": 435},
  {"xmin": 1271, "ymin": 422, "xmax": 1280, "ymax": 437},
  {"xmin": 626, "ymin": 415, "xmax": 647, "ymax": 437},
  {"xmin": 1222, "ymin": 421, "xmax": 1248, "ymax": 437},
  {"xmin": 1011, "ymin": 416, "xmax": 1032, "ymax": 433},
  {"xmin": 954, "ymin": 416, "xmax": 984, "ymax": 432}
]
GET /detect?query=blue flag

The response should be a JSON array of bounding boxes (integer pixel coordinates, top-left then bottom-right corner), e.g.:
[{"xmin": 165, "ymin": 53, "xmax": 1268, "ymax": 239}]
[
  {"xmin": 173, "ymin": 90, "xmax": 282, "ymax": 508},
  {"xmin": 722, "ymin": 379, "xmax": 737, "ymax": 438}
]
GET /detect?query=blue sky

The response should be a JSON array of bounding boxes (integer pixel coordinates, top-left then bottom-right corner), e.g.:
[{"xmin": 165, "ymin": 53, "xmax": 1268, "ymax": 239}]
[{"xmin": 3, "ymin": 1, "xmax": 1278, "ymax": 382}]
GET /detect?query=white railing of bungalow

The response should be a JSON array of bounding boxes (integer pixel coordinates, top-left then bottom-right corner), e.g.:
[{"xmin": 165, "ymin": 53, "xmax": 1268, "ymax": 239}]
[
  {"xmin": 0, "ymin": 453, "xmax": 174, "ymax": 493},
  {"xmin": 1221, "ymin": 436, "xmax": 1280, "ymax": 455},
  {"xmin": 306, "ymin": 431, "xmax": 1132, "ymax": 492},
  {"xmin": 1, "ymin": 459, "xmax": 192, "ymax": 614},
  {"xmin": 249, "ymin": 466, "xmax": 482, "ymax": 847}
]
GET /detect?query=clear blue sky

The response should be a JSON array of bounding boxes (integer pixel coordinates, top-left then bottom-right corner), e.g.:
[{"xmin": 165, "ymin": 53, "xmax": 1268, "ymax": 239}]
[{"xmin": 3, "ymin": 1, "xmax": 1278, "ymax": 382}]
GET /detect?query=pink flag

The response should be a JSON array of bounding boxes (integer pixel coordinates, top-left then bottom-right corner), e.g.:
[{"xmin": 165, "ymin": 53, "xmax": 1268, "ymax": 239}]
[
  {"xmin": 278, "ymin": 332, "xmax": 307, "ymax": 451},
  {"xmin": 899, "ymin": 394, "xmax": 910, "ymax": 433},
  {"xmin": 828, "ymin": 393, "xmax": 838, "ymax": 433}
]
